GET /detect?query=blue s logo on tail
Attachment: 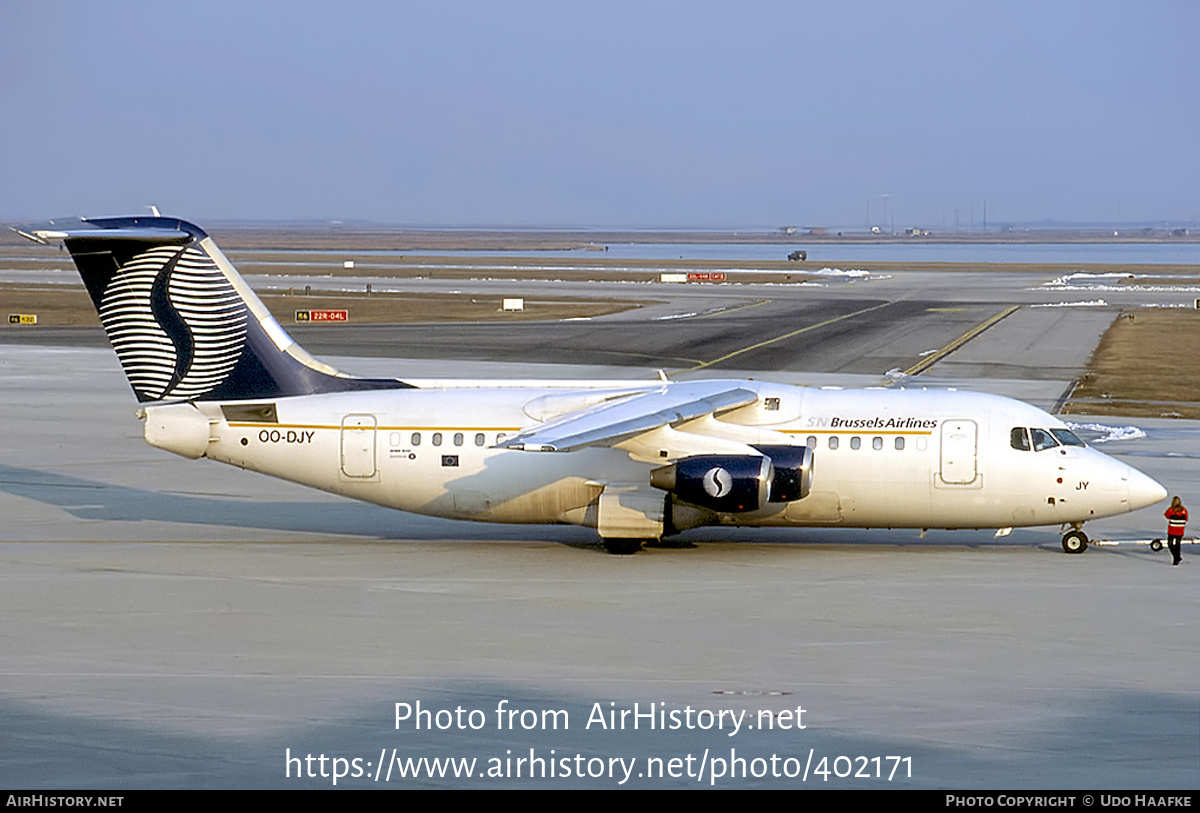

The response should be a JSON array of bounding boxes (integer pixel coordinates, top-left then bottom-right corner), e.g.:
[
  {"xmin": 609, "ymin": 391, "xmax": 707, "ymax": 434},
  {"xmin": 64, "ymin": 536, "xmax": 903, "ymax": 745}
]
[{"xmin": 28, "ymin": 215, "xmax": 409, "ymax": 403}]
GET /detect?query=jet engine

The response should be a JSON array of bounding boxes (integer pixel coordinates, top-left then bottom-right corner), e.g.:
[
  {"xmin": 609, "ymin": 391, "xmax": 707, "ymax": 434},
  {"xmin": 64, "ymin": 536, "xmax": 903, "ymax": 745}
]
[
  {"xmin": 650, "ymin": 455, "xmax": 772, "ymax": 513},
  {"xmin": 650, "ymin": 446, "xmax": 813, "ymax": 513},
  {"xmin": 753, "ymin": 444, "xmax": 814, "ymax": 503}
]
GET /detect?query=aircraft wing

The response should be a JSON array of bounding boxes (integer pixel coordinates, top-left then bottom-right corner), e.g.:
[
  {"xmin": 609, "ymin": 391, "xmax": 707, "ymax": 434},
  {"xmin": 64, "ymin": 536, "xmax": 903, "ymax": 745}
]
[{"xmin": 497, "ymin": 381, "xmax": 758, "ymax": 452}]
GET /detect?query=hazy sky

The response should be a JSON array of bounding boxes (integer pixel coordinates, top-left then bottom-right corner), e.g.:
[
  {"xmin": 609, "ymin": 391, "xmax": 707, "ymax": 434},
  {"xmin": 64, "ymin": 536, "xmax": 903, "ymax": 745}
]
[{"xmin": 3, "ymin": 1, "xmax": 1197, "ymax": 228}]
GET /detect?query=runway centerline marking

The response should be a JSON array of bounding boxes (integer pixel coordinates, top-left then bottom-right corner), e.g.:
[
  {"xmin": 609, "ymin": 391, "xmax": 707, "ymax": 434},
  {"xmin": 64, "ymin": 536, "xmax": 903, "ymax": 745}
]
[{"xmin": 687, "ymin": 300, "xmax": 897, "ymax": 372}]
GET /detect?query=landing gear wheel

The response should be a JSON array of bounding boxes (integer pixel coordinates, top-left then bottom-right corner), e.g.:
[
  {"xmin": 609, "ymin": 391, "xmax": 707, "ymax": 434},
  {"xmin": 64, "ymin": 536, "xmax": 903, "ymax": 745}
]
[
  {"xmin": 602, "ymin": 538, "xmax": 645, "ymax": 555},
  {"xmin": 1062, "ymin": 530, "xmax": 1089, "ymax": 554},
  {"xmin": 648, "ymin": 537, "xmax": 693, "ymax": 549},
  {"xmin": 1150, "ymin": 539, "xmax": 1164, "ymax": 552}
]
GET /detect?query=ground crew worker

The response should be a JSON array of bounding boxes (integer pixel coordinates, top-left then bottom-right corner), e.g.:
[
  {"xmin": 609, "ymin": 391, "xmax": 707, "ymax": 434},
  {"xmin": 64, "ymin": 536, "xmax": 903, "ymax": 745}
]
[{"xmin": 1164, "ymin": 496, "xmax": 1187, "ymax": 566}]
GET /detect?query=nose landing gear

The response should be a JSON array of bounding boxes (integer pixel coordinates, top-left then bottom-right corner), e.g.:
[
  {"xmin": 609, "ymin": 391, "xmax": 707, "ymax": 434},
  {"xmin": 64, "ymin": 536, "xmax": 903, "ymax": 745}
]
[{"xmin": 1061, "ymin": 525, "xmax": 1089, "ymax": 554}]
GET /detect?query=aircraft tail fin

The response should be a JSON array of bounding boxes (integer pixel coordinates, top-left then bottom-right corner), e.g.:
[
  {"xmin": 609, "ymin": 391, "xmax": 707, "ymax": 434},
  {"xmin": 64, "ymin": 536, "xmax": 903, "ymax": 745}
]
[{"xmin": 32, "ymin": 216, "xmax": 410, "ymax": 403}]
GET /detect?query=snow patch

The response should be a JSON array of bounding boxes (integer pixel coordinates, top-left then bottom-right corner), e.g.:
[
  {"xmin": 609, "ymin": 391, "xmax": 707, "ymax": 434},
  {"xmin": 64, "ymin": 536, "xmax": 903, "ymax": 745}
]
[
  {"xmin": 1038, "ymin": 272, "xmax": 1200, "ymax": 293},
  {"xmin": 811, "ymin": 267, "xmax": 872, "ymax": 278},
  {"xmin": 1032, "ymin": 299, "xmax": 1108, "ymax": 308},
  {"xmin": 1065, "ymin": 421, "xmax": 1147, "ymax": 444}
]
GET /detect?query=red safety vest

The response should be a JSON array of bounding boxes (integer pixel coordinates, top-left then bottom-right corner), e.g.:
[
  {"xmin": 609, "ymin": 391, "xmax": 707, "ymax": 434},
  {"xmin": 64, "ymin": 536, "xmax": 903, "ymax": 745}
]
[{"xmin": 1165, "ymin": 506, "xmax": 1188, "ymax": 535}]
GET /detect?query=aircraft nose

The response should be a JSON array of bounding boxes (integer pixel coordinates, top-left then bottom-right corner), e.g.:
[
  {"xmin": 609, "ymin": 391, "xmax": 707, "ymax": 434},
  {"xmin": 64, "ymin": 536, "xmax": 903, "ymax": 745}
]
[{"xmin": 1126, "ymin": 466, "xmax": 1168, "ymax": 511}]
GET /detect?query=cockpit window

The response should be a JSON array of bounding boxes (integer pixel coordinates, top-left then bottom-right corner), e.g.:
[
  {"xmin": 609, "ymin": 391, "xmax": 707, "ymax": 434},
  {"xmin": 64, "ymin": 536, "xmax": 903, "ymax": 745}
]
[
  {"xmin": 1029, "ymin": 428, "xmax": 1059, "ymax": 452},
  {"xmin": 1050, "ymin": 428, "xmax": 1086, "ymax": 447},
  {"xmin": 1010, "ymin": 427, "xmax": 1031, "ymax": 451}
]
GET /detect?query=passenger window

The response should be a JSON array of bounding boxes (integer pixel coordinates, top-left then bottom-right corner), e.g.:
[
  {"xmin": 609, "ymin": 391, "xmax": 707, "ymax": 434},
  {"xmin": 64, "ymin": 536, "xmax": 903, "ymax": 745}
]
[
  {"xmin": 872, "ymin": 437, "xmax": 883, "ymax": 450},
  {"xmin": 895, "ymin": 437, "xmax": 905, "ymax": 451},
  {"xmin": 475, "ymin": 433, "xmax": 486, "ymax": 446},
  {"xmin": 1030, "ymin": 428, "xmax": 1058, "ymax": 452},
  {"xmin": 1010, "ymin": 427, "xmax": 1030, "ymax": 451},
  {"xmin": 411, "ymin": 432, "xmax": 421, "ymax": 446},
  {"xmin": 496, "ymin": 432, "xmax": 507, "ymax": 443},
  {"xmin": 453, "ymin": 432, "xmax": 464, "ymax": 447},
  {"xmin": 850, "ymin": 436, "xmax": 861, "ymax": 450},
  {"xmin": 432, "ymin": 432, "xmax": 443, "ymax": 447},
  {"xmin": 828, "ymin": 437, "xmax": 839, "ymax": 450},
  {"xmin": 806, "ymin": 436, "xmax": 817, "ymax": 449}
]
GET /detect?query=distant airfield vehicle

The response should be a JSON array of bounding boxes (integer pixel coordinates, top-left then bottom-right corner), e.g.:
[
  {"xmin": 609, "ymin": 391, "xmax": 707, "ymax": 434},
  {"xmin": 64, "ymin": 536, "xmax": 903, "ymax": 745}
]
[{"xmin": 20, "ymin": 216, "xmax": 1167, "ymax": 554}]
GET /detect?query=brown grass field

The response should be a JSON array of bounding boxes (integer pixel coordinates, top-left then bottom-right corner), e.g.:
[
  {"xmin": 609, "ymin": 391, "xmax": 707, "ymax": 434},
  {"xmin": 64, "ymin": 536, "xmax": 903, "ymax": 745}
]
[{"xmin": 1063, "ymin": 309, "xmax": 1200, "ymax": 419}]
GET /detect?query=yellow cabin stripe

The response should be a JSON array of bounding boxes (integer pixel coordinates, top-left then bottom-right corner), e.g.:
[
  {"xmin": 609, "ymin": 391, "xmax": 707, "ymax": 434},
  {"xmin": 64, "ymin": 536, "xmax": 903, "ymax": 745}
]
[
  {"xmin": 783, "ymin": 429, "xmax": 934, "ymax": 436},
  {"xmin": 228, "ymin": 423, "xmax": 523, "ymax": 432},
  {"xmin": 231, "ymin": 425, "xmax": 935, "ymax": 436}
]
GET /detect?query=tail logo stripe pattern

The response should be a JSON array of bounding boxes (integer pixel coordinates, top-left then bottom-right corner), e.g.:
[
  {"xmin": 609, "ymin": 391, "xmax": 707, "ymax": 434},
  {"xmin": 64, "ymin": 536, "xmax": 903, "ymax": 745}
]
[{"xmin": 98, "ymin": 245, "xmax": 249, "ymax": 401}]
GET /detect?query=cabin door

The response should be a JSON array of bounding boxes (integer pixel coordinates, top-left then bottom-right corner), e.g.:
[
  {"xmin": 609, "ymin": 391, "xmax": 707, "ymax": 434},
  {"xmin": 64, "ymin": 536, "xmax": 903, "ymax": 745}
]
[
  {"xmin": 939, "ymin": 419, "xmax": 978, "ymax": 485},
  {"xmin": 340, "ymin": 414, "xmax": 377, "ymax": 477}
]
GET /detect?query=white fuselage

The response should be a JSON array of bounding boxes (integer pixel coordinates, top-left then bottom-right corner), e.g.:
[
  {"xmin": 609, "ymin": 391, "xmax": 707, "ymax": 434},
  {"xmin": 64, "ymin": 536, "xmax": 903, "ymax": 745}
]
[{"xmin": 152, "ymin": 380, "xmax": 1163, "ymax": 535}]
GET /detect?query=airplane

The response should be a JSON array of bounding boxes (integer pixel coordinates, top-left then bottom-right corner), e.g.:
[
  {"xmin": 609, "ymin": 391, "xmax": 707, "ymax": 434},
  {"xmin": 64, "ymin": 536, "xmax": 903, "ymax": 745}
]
[{"xmin": 20, "ymin": 215, "xmax": 1167, "ymax": 554}]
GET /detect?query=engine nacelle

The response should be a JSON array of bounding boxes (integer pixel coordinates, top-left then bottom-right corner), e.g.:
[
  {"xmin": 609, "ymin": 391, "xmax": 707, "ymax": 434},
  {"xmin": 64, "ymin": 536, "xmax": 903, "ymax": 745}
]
[
  {"xmin": 754, "ymin": 444, "xmax": 814, "ymax": 503},
  {"xmin": 650, "ymin": 454, "xmax": 772, "ymax": 513}
]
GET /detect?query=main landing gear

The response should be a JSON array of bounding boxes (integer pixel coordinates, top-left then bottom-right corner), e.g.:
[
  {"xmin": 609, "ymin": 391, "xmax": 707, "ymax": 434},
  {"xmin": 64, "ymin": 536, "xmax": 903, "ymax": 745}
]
[
  {"xmin": 602, "ymin": 538, "xmax": 647, "ymax": 555},
  {"xmin": 1061, "ymin": 526, "xmax": 1089, "ymax": 554}
]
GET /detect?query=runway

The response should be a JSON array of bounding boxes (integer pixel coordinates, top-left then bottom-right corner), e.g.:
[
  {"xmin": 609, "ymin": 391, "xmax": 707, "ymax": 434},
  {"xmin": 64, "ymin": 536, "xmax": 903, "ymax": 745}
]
[
  {"xmin": 1, "ymin": 257, "xmax": 1198, "ymax": 788},
  {"xmin": 0, "ymin": 292, "xmax": 1113, "ymax": 388}
]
